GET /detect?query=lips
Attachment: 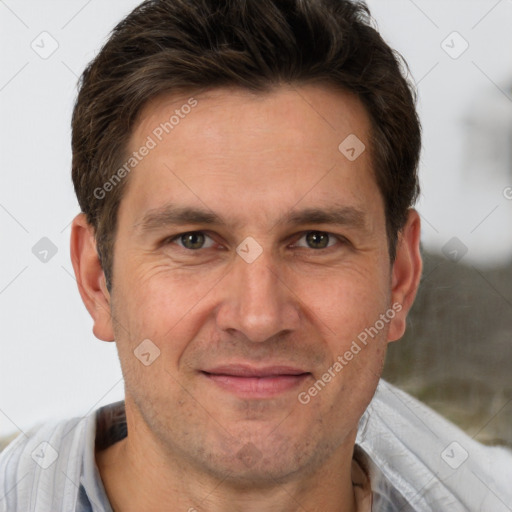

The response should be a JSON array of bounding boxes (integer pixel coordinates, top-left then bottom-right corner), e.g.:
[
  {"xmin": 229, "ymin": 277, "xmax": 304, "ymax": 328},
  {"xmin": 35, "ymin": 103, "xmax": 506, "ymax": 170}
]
[
  {"xmin": 201, "ymin": 364, "xmax": 311, "ymax": 398},
  {"xmin": 203, "ymin": 364, "xmax": 309, "ymax": 377}
]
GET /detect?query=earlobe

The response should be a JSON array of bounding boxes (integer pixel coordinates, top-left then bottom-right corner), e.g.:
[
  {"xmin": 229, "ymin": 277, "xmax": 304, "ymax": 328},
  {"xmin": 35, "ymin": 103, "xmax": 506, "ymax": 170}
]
[
  {"xmin": 387, "ymin": 209, "xmax": 422, "ymax": 342},
  {"xmin": 70, "ymin": 213, "xmax": 115, "ymax": 342}
]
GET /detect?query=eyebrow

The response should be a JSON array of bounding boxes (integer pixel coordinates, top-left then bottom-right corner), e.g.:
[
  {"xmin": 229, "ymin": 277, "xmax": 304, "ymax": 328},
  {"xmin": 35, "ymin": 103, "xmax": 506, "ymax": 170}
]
[{"xmin": 134, "ymin": 204, "xmax": 369, "ymax": 235}]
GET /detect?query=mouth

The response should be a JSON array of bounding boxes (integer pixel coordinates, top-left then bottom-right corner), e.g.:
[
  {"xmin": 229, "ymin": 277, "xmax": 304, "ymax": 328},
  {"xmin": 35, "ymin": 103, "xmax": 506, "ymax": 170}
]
[{"xmin": 200, "ymin": 365, "xmax": 311, "ymax": 398}]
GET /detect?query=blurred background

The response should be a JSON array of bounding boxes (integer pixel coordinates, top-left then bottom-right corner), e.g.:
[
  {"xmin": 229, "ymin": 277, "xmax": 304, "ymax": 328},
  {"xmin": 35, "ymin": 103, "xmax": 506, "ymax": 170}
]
[{"xmin": 1, "ymin": 0, "xmax": 511, "ymax": 450}]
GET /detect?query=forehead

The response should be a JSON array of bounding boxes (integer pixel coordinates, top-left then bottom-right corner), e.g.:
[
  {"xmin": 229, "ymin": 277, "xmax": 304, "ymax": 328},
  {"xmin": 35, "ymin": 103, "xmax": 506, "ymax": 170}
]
[
  {"xmin": 134, "ymin": 84, "xmax": 371, "ymax": 150},
  {"xmin": 119, "ymin": 84, "xmax": 382, "ymax": 230}
]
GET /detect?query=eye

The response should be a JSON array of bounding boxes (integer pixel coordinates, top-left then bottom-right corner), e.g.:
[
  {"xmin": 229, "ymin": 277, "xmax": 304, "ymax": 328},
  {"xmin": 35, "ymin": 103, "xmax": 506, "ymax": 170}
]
[
  {"xmin": 293, "ymin": 231, "xmax": 342, "ymax": 250},
  {"xmin": 164, "ymin": 230, "xmax": 344, "ymax": 252},
  {"xmin": 167, "ymin": 231, "xmax": 216, "ymax": 250}
]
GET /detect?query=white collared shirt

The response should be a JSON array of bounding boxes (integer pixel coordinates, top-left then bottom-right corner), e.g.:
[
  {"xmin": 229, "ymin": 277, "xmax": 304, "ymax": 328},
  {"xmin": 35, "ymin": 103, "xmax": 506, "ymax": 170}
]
[{"xmin": 1, "ymin": 380, "xmax": 511, "ymax": 511}]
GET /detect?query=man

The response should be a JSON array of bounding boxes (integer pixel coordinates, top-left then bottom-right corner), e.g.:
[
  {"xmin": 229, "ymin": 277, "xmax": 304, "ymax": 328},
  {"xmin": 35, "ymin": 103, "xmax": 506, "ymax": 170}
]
[{"xmin": 1, "ymin": 0, "xmax": 511, "ymax": 510}]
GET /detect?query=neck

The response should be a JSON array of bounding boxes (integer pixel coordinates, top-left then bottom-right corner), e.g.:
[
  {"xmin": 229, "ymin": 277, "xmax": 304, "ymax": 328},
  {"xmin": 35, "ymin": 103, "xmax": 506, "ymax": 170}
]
[
  {"xmin": 95, "ymin": 396, "xmax": 362, "ymax": 512},
  {"xmin": 96, "ymin": 431, "xmax": 360, "ymax": 512}
]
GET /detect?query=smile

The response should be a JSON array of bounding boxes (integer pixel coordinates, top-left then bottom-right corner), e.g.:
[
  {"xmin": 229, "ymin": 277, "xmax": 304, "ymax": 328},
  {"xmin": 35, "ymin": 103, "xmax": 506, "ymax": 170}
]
[{"xmin": 201, "ymin": 365, "xmax": 311, "ymax": 398}]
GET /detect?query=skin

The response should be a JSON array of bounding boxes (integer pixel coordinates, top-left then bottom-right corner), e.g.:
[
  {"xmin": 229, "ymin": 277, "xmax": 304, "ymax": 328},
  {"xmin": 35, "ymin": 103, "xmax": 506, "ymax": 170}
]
[{"xmin": 71, "ymin": 84, "xmax": 422, "ymax": 512}]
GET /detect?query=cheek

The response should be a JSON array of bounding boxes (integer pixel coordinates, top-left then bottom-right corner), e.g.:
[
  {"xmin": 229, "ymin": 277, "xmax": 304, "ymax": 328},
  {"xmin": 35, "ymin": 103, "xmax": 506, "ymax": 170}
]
[
  {"xmin": 112, "ymin": 261, "xmax": 223, "ymax": 354},
  {"xmin": 295, "ymin": 262, "xmax": 391, "ymax": 342}
]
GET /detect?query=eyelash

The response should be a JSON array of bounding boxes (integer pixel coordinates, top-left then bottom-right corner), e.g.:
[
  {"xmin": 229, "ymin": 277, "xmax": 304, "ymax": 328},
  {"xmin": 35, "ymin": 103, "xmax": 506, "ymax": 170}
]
[{"xmin": 163, "ymin": 231, "xmax": 348, "ymax": 252}]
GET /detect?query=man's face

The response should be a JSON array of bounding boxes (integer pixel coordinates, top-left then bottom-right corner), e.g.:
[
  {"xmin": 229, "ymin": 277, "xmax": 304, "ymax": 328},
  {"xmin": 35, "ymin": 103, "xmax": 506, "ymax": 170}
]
[{"xmin": 106, "ymin": 85, "xmax": 400, "ymax": 481}]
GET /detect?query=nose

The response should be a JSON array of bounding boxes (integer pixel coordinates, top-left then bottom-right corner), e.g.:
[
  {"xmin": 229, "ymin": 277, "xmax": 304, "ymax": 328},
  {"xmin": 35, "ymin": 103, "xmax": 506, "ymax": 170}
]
[{"xmin": 215, "ymin": 247, "xmax": 301, "ymax": 343}]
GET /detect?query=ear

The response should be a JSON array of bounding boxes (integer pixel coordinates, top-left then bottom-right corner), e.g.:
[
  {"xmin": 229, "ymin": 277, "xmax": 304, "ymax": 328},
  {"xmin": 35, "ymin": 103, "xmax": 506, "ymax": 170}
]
[
  {"xmin": 387, "ymin": 208, "xmax": 422, "ymax": 342},
  {"xmin": 70, "ymin": 213, "xmax": 115, "ymax": 342}
]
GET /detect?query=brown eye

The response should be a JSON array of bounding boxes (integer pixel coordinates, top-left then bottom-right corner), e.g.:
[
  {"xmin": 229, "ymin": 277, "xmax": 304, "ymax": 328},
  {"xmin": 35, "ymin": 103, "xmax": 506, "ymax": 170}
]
[
  {"xmin": 304, "ymin": 231, "xmax": 332, "ymax": 249},
  {"xmin": 181, "ymin": 232, "xmax": 205, "ymax": 249},
  {"xmin": 171, "ymin": 231, "xmax": 215, "ymax": 250}
]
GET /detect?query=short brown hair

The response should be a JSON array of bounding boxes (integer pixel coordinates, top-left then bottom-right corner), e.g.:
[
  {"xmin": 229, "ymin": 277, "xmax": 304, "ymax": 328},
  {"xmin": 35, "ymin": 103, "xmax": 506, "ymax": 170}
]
[{"xmin": 72, "ymin": 0, "xmax": 421, "ymax": 292}]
